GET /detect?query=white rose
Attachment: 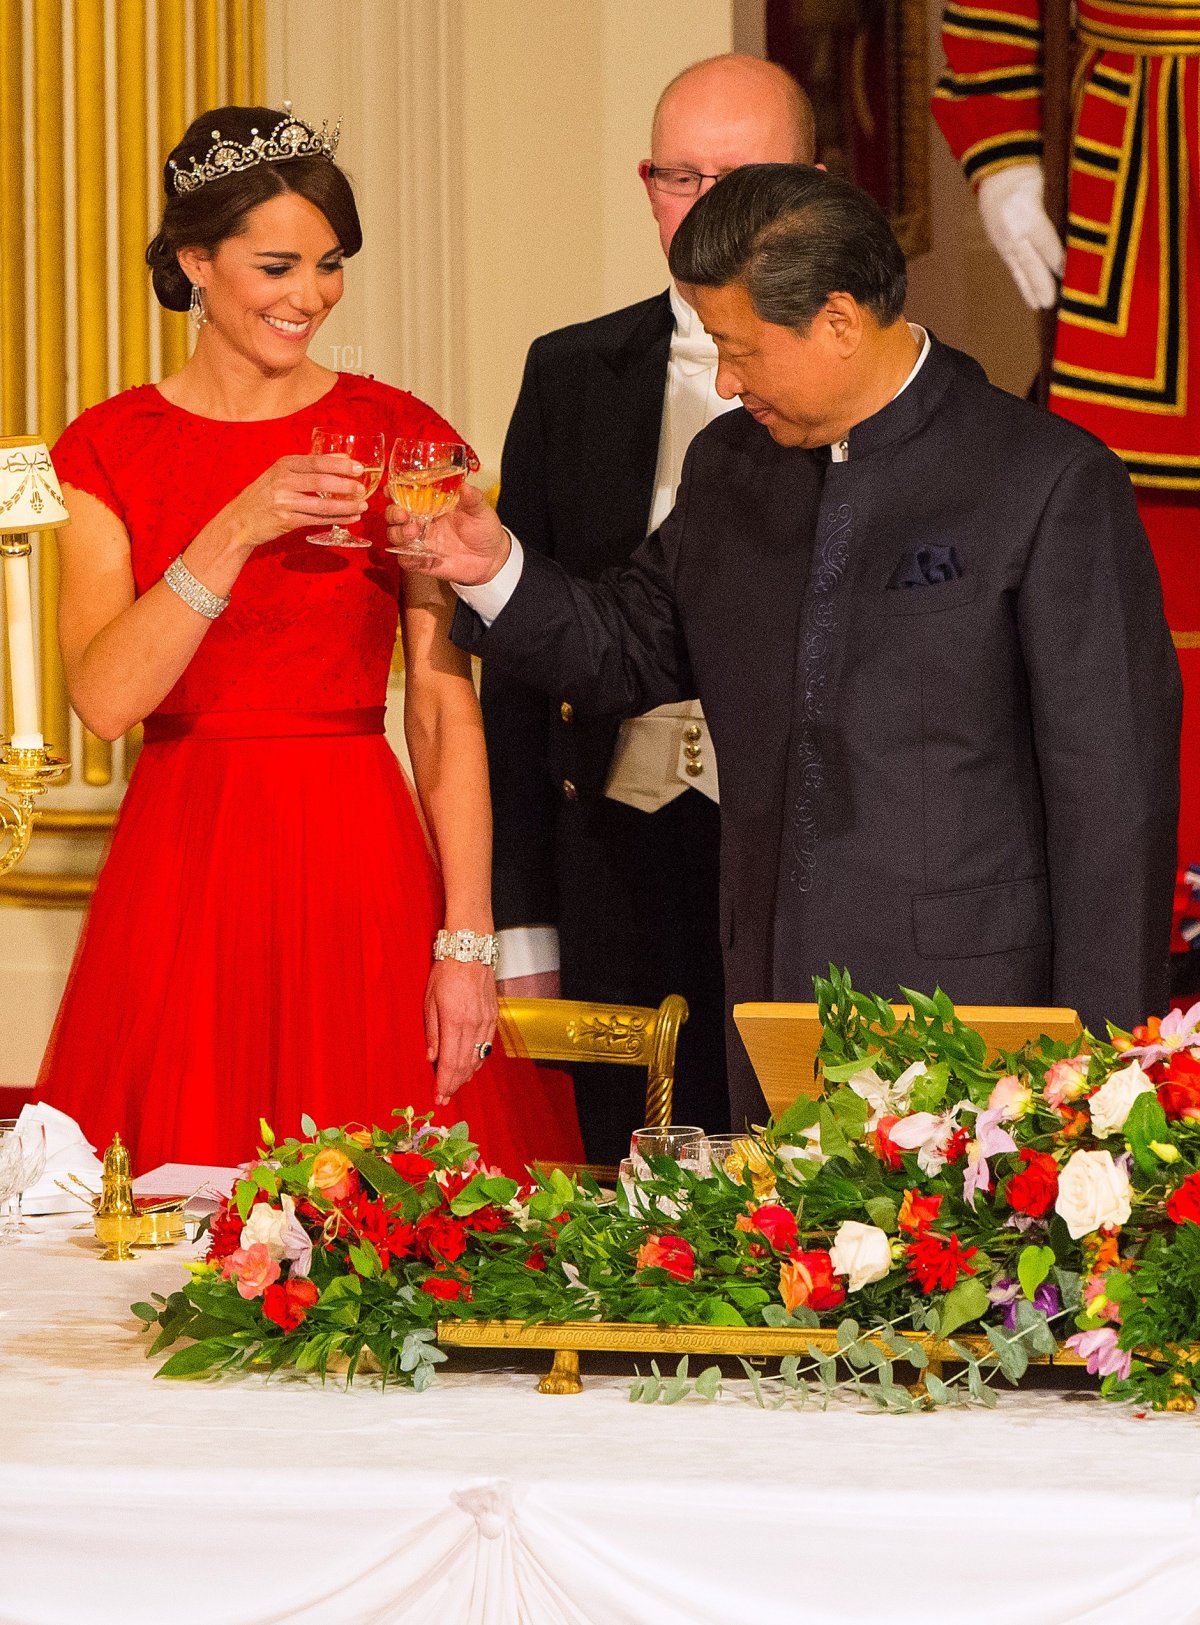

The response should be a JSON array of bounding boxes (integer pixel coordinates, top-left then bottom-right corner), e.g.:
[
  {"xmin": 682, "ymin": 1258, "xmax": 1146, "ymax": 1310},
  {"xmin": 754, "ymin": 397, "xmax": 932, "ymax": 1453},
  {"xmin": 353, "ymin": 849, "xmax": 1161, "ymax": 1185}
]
[
  {"xmin": 1087, "ymin": 1061, "xmax": 1154, "ymax": 1139},
  {"xmin": 829, "ymin": 1221, "xmax": 893, "ymax": 1291},
  {"xmin": 1054, "ymin": 1149, "xmax": 1132, "ymax": 1240},
  {"xmin": 240, "ymin": 1201, "xmax": 289, "ymax": 1259}
]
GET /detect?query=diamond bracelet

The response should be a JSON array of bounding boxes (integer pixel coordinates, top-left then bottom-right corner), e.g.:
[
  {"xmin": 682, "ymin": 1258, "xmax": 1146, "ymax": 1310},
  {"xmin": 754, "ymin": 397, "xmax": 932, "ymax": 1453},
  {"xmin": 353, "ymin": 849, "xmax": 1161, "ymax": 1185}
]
[
  {"xmin": 163, "ymin": 555, "xmax": 230, "ymax": 621},
  {"xmin": 434, "ymin": 928, "xmax": 500, "ymax": 969}
]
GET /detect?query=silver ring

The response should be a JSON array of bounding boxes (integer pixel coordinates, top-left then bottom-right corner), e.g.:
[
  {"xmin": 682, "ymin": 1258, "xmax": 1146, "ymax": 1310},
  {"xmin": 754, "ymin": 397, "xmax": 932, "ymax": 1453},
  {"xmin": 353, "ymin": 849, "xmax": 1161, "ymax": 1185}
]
[{"xmin": 474, "ymin": 1040, "xmax": 493, "ymax": 1061}]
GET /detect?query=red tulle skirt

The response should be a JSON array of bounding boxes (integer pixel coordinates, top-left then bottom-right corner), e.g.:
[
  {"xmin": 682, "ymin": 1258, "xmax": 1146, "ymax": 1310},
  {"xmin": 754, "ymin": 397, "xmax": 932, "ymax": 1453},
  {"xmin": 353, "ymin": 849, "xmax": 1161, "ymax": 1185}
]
[{"xmin": 37, "ymin": 731, "xmax": 583, "ymax": 1176}]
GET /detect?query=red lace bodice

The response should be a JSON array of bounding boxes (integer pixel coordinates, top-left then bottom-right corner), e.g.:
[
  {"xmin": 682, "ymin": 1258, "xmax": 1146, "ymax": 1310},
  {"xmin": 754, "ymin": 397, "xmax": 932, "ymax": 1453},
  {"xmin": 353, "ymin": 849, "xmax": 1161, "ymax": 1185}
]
[{"xmin": 50, "ymin": 373, "xmax": 460, "ymax": 717}]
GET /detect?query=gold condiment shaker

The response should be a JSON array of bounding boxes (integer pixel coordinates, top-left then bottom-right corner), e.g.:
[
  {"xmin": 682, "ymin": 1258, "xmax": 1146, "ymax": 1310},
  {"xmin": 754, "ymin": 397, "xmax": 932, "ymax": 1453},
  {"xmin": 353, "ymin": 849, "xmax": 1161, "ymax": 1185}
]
[{"xmin": 94, "ymin": 1132, "xmax": 140, "ymax": 1261}]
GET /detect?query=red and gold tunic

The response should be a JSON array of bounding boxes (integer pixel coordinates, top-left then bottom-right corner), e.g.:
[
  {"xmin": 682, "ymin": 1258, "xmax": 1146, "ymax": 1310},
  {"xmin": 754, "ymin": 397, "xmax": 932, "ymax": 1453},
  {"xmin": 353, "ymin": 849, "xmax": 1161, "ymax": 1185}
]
[{"xmin": 934, "ymin": 0, "xmax": 1200, "ymax": 491}]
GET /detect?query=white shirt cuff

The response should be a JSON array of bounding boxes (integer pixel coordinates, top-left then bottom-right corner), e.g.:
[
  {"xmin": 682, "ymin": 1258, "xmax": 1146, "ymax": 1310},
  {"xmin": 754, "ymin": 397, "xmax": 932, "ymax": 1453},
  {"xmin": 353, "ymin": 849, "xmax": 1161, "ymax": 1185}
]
[
  {"xmin": 453, "ymin": 532, "xmax": 525, "ymax": 628},
  {"xmin": 497, "ymin": 924, "xmax": 560, "ymax": 979}
]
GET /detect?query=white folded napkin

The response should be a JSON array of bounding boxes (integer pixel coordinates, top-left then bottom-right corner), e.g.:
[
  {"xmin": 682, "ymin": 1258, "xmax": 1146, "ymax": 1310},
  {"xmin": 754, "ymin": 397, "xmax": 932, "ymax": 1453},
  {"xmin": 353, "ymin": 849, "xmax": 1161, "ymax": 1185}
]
[{"xmin": 14, "ymin": 1101, "xmax": 105, "ymax": 1215}]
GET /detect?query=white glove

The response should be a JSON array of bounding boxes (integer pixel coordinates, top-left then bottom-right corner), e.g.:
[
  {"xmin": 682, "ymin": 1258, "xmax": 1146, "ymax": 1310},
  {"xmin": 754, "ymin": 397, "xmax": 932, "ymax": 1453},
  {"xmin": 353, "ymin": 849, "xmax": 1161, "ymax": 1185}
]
[{"xmin": 976, "ymin": 163, "xmax": 1066, "ymax": 310}]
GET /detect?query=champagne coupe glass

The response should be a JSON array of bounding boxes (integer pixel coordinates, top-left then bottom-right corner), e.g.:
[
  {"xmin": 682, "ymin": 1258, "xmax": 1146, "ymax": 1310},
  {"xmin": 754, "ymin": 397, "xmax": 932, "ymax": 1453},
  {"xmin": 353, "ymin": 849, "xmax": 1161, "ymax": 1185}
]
[
  {"xmin": 307, "ymin": 428, "xmax": 385, "ymax": 548},
  {"xmin": 0, "ymin": 1119, "xmax": 46, "ymax": 1241},
  {"xmin": 386, "ymin": 439, "xmax": 470, "ymax": 556},
  {"xmin": 629, "ymin": 1125, "xmax": 709, "ymax": 1176}
]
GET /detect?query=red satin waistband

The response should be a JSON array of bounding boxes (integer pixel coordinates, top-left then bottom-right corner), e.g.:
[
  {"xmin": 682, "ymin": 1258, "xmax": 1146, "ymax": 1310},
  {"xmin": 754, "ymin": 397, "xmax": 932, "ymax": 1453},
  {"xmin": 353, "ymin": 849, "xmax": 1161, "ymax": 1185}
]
[{"xmin": 142, "ymin": 707, "xmax": 386, "ymax": 743}]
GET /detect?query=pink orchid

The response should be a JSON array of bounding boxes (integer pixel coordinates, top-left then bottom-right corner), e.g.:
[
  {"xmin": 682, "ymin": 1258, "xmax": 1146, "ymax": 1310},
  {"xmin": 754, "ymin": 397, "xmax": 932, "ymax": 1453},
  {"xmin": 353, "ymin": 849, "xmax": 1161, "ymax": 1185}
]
[
  {"xmin": 1066, "ymin": 1326, "xmax": 1131, "ymax": 1381},
  {"xmin": 961, "ymin": 1104, "xmax": 1017, "ymax": 1206},
  {"xmin": 1119, "ymin": 1002, "xmax": 1200, "ymax": 1068}
]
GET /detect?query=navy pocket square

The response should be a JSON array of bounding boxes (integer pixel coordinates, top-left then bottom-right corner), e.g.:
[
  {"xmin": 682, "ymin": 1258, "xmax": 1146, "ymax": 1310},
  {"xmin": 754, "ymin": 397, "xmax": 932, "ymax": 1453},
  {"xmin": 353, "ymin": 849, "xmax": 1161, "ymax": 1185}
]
[{"xmin": 887, "ymin": 544, "xmax": 965, "ymax": 589}]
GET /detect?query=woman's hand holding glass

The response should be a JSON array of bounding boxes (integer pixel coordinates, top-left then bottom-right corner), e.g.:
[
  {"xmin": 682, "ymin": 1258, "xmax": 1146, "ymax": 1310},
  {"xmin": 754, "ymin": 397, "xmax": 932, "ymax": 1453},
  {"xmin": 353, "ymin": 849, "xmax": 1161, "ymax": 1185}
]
[
  {"xmin": 215, "ymin": 452, "xmax": 371, "ymax": 553},
  {"xmin": 308, "ymin": 429, "xmax": 385, "ymax": 547}
]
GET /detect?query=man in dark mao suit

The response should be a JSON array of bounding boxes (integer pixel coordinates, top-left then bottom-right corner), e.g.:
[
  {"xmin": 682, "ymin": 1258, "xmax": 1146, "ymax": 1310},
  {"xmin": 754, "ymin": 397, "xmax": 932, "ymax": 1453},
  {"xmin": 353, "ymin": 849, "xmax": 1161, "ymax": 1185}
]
[
  {"xmin": 487, "ymin": 56, "xmax": 817, "ymax": 1161},
  {"xmin": 389, "ymin": 166, "xmax": 1181, "ymax": 1133}
]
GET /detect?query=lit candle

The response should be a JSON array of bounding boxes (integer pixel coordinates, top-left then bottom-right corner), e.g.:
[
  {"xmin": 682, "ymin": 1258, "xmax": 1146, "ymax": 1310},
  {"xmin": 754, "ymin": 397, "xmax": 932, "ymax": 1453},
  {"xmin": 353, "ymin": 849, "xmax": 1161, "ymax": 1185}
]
[{"xmin": 3, "ymin": 548, "xmax": 44, "ymax": 750}]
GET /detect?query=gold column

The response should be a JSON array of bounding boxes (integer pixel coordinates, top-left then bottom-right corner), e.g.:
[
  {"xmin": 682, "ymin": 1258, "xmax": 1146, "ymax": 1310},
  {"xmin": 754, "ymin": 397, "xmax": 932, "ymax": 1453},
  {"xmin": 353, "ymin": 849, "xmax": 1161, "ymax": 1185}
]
[
  {"xmin": 194, "ymin": 0, "xmax": 219, "ymax": 113},
  {"xmin": 0, "ymin": 0, "xmax": 25, "ymax": 438},
  {"xmin": 226, "ymin": 0, "xmax": 248, "ymax": 103},
  {"xmin": 73, "ymin": 0, "xmax": 112, "ymax": 787},
  {"xmin": 249, "ymin": 0, "xmax": 265, "ymax": 102},
  {"xmin": 119, "ymin": 0, "xmax": 150, "ymax": 783},
  {"xmin": 117, "ymin": 0, "xmax": 150, "ymax": 393},
  {"xmin": 0, "ymin": 0, "xmax": 25, "ymax": 737},
  {"xmin": 157, "ymin": 0, "xmax": 187, "ymax": 376},
  {"xmin": 32, "ymin": 0, "xmax": 68, "ymax": 755}
]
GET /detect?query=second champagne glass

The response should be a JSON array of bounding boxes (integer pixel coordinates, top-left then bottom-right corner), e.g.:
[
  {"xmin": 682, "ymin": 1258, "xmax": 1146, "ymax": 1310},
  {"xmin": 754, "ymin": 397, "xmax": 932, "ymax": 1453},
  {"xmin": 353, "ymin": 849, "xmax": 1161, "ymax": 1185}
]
[
  {"xmin": 307, "ymin": 428, "xmax": 385, "ymax": 549},
  {"xmin": 386, "ymin": 439, "xmax": 470, "ymax": 555}
]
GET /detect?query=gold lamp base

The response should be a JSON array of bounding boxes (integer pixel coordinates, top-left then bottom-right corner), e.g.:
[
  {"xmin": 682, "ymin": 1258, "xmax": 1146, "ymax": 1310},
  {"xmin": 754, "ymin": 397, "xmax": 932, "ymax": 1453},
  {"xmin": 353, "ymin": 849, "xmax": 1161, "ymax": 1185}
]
[{"xmin": 0, "ymin": 740, "xmax": 70, "ymax": 878}]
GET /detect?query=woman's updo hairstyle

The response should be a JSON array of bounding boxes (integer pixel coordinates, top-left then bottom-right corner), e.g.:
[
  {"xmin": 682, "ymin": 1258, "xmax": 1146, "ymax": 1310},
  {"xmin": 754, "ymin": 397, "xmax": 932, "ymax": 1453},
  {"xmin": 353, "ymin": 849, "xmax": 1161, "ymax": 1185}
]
[{"xmin": 146, "ymin": 105, "xmax": 363, "ymax": 312}]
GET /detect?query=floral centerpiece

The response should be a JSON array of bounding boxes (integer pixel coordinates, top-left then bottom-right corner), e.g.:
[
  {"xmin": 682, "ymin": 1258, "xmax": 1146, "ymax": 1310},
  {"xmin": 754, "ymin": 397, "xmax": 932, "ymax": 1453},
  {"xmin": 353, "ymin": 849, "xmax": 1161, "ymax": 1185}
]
[{"xmin": 137, "ymin": 973, "xmax": 1200, "ymax": 1411}]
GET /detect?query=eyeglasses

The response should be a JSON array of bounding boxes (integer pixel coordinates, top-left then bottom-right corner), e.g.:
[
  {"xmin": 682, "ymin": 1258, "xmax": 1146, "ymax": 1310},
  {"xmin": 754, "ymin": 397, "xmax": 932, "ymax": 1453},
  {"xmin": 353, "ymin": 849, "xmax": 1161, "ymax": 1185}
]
[{"xmin": 638, "ymin": 160, "xmax": 724, "ymax": 198}]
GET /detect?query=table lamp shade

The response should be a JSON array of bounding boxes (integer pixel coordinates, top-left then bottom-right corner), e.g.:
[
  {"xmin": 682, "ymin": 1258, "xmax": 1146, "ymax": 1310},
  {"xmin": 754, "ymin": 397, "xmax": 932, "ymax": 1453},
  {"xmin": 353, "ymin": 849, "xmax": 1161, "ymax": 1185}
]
[{"xmin": 0, "ymin": 436, "xmax": 69, "ymax": 533}]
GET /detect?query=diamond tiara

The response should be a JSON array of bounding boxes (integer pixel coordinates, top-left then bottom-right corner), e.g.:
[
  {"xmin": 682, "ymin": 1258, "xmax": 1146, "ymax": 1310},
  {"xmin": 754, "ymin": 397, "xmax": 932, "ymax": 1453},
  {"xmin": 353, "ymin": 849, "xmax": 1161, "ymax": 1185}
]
[{"xmin": 169, "ymin": 102, "xmax": 341, "ymax": 196}]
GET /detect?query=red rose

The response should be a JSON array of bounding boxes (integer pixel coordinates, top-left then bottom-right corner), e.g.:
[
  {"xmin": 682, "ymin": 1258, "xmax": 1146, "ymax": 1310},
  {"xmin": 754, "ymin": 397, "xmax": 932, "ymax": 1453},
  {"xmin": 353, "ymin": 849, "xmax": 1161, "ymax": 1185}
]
[
  {"xmin": 462, "ymin": 1204, "xmax": 507, "ymax": 1234},
  {"xmin": 524, "ymin": 1248, "xmax": 547, "ymax": 1271},
  {"xmin": 635, "ymin": 1233, "xmax": 696, "ymax": 1282},
  {"xmin": 420, "ymin": 1274, "xmax": 469, "ymax": 1300},
  {"xmin": 905, "ymin": 1232, "xmax": 978, "ymax": 1295},
  {"xmin": 1167, "ymin": 1171, "xmax": 1200, "ymax": 1225},
  {"xmin": 1159, "ymin": 1077, "xmax": 1200, "ymax": 1123},
  {"xmin": 737, "ymin": 1203, "xmax": 800, "ymax": 1254},
  {"xmin": 874, "ymin": 1115, "xmax": 904, "ymax": 1171},
  {"xmin": 417, "ymin": 1210, "xmax": 469, "ymax": 1262},
  {"xmin": 389, "ymin": 1151, "xmax": 436, "ymax": 1183},
  {"xmin": 780, "ymin": 1249, "xmax": 845, "ymax": 1312},
  {"xmin": 1006, "ymin": 1149, "xmax": 1059, "ymax": 1218},
  {"xmin": 897, "ymin": 1189, "xmax": 943, "ymax": 1235},
  {"xmin": 262, "ymin": 1276, "xmax": 320, "ymax": 1332}
]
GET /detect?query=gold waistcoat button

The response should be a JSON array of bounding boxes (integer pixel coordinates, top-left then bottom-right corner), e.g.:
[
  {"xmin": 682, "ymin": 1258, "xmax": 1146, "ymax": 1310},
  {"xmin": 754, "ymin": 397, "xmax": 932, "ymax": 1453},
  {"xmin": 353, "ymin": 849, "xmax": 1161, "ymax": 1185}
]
[
  {"xmin": 562, "ymin": 779, "xmax": 578, "ymax": 801},
  {"xmin": 560, "ymin": 701, "xmax": 574, "ymax": 724},
  {"xmin": 683, "ymin": 723, "xmax": 702, "ymax": 743}
]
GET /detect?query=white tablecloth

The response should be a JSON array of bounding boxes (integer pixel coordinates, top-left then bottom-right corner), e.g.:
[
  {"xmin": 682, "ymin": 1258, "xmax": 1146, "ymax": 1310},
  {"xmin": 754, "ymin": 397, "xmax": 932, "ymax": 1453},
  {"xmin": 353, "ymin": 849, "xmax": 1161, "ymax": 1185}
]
[{"xmin": 1, "ymin": 1219, "xmax": 1199, "ymax": 1625}]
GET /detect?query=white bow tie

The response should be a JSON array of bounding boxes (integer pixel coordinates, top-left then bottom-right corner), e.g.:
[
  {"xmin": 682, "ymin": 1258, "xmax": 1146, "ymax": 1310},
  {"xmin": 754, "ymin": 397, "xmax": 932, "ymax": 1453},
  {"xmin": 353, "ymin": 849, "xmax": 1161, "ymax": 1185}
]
[{"xmin": 672, "ymin": 330, "xmax": 718, "ymax": 375}]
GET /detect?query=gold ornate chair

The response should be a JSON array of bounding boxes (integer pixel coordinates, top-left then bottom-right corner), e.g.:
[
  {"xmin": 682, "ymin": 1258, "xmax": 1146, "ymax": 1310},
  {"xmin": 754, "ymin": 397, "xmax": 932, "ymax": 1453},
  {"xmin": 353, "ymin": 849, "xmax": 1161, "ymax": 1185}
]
[{"xmin": 497, "ymin": 994, "xmax": 689, "ymax": 1183}]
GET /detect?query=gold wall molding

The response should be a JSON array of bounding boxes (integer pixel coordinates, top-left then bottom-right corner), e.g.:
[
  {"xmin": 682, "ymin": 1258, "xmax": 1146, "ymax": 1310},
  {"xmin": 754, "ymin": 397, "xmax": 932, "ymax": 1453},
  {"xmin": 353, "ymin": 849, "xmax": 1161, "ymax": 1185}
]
[{"xmin": 0, "ymin": 0, "xmax": 263, "ymax": 906}]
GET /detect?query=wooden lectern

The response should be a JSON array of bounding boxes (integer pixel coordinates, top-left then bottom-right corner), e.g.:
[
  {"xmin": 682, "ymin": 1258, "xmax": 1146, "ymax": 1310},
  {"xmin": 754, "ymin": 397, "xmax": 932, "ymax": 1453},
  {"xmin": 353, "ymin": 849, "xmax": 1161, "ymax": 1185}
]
[{"xmin": 733, "ymin": 1001, "xmax": 1083, "ymax": 1120}]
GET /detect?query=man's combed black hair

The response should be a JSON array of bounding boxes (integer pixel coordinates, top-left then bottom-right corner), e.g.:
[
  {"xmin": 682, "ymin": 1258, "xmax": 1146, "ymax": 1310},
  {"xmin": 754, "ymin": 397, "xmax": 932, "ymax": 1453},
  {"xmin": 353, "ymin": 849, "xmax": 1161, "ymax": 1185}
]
[{"xmin": 668, "ymin": 164, "xmax": 907, "ymax": 331}]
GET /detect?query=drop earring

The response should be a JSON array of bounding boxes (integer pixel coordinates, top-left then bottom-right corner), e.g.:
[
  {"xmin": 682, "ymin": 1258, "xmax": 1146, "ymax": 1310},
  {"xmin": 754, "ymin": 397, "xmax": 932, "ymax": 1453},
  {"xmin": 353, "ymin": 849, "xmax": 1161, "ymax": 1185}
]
[{"xmin": 188, "ymin": 282, "xmax": 208, "ymax": 328}]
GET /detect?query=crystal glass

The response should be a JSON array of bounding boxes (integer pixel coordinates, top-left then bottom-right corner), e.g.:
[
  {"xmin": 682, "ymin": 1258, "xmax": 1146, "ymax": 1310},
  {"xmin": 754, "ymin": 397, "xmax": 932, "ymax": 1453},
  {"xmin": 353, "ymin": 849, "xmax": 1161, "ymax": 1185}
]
[
  {"xmin": 629, "ymin": 1125, "xmax": 710, "ymax": 1175},
  {"xmin": 386, "ymin": 438, "xmax": 470, "ymax": 555},
  {"xmin": 0, "ymin": 1118, "xmax": 46, "ymax": 1240},
  {"xmin": 307, "ymin": 428, "xmax": 385, "ymax": 548},
  {"xmin": 704, "ymin": 1134, "xmax": 748, "ymax": 1178}
]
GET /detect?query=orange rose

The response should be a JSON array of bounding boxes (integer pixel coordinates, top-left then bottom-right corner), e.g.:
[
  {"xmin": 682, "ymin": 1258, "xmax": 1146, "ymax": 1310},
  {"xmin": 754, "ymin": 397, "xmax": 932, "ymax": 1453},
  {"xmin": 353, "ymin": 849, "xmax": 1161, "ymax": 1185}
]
[
  {"xmin": 780, "ymin": 1250, "xmax": 845, "ymax": 1313},
  {"xmin": 635, "ymin": 1233, "xmax": 695, "ymax": 1281},
  {"xmin": 310, "ymin": 1147, "xmax": 356, "ymax": 1203},
  {"xmin": 345, "ymin": 1128, "xmax": 373, "ymax": 1147}
]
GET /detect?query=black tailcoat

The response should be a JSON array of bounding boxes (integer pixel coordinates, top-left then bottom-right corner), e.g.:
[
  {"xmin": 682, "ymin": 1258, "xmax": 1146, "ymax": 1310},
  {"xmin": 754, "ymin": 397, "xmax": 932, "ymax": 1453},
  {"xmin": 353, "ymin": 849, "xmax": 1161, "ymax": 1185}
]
[
  {"xmin": 458, "ymin": 335, "xmax": 1181, "ymax": 1130},
  {"xmin": 485, "ymin": 292, "xmax": 730, "ymax": 1157}
]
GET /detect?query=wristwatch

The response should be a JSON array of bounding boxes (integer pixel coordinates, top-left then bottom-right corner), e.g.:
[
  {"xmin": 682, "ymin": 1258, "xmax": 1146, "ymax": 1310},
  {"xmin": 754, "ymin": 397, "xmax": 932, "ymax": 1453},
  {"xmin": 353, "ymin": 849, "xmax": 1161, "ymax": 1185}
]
[{"xmin": 433, "ymin": 928, "xmax": 500, "ymax": 969}]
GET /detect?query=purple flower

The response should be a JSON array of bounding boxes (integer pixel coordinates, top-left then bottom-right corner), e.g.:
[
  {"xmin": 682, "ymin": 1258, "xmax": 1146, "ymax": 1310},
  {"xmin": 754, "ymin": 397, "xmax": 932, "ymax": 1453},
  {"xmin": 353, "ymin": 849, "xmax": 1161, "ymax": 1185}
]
[
  {"xmin": 989, "ymin": 1277, "xmax": 1062, "ymax": 1330},
  {"xmin": 1066, "ymin": 1326, "xmax": 1132, "ymax": 1381}
]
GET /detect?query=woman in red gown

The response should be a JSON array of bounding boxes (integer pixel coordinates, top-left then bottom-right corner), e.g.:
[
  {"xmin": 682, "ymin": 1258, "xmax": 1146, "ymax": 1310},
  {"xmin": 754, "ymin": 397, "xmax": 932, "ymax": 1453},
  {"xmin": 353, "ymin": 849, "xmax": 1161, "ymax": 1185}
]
[{"xmin": 37, "ymin": 105, "xmax": 582, "ymax": 1176}]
